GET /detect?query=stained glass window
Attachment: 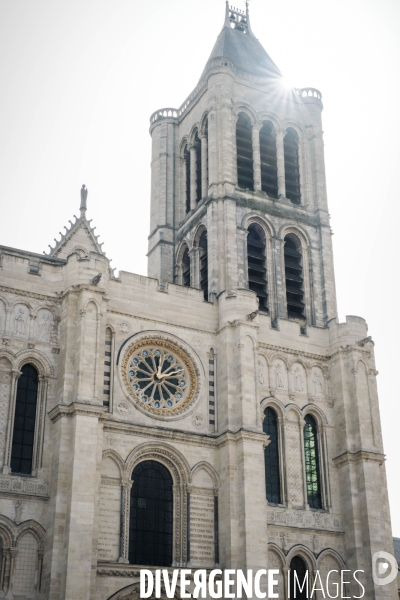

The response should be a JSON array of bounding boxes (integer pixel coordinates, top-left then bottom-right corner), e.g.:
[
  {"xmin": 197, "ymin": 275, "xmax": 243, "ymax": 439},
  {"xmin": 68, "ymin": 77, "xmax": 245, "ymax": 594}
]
[
  {"xmin": 11, "ymin": 364, "xmax": 38, "ymax": 475},
  {"xmin": 263, "ymin": 407, "xmax": 281, "ymax": 503},
  {"xmin": 129, "ymin": 460, "xmax": 173, "ymax": 567},
  {"xmin": 304, "ymin": 414, "xmax": 322, "ymax": 509},
  {"xmin": 289, "ymin": 556, "xmax": 309, "ymax": 599}
]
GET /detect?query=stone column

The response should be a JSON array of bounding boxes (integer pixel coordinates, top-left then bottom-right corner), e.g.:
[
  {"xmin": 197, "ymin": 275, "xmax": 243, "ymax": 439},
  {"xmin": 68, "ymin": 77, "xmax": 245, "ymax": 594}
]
[
  {"xmin": 252, "ymin": 124, "xmax": 262, "ymax": 191},
  {"xmin": 276, "ymin": 130, "xmax": 286, "ymax": 198},
  {"xmin": 4, "ymin": 308, "xmax": 12, "ymax": 338},
  {"xmin": 0, "ymin": 548, "xmax": 6, "ymax": 592},
  {"xmin": 189, "ymin": 145, "xmax": 197, "ymax": 210},
  {"xmin": 190, "ymin": 248, "xmax": 200, "ymax": 290},
  {"xmin": 2, "ymin": 369, "xmax": 22, "ymax": 475},
  {"xmin": 200, "ymin": 134, "xmax": 208, "ymax": 199},
  {"xmin": 36, "ymin": 550, "xmax": 44, "ymax": 593},
  {"xmin": 119, "ymin": 478, "xmax": 133, "ymax": 563},
  {"xmin": 31, "ymin": 375, "xmax": 48, "ymax": 476},
  {"xmin": 8, "ymin": 547, "xmax": 17, "ymax": 594}
]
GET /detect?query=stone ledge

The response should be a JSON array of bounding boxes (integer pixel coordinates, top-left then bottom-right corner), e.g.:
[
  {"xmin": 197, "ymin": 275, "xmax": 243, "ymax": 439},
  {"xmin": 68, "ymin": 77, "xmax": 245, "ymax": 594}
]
[
  {"xmin": 0, "ymin": 475, "xmax": 49, "ymax": 498},
  {"xmin": 267, "ymin": 508, "xmax": 343, "ymax": 532},
  {"xmin": 333, "ymin": 449, "xmax": 385, "ymax": 467},
  {"xmin": 48, "ymin": 401, "xmax": 107, "ymax": 423}
]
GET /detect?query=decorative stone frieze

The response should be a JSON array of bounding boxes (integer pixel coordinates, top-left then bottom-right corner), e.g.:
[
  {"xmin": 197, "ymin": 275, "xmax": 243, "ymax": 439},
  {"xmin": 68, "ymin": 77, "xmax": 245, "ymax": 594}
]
[{"xmin": 267, "ymin": 508, "xmax": 342, "ymax": 532}]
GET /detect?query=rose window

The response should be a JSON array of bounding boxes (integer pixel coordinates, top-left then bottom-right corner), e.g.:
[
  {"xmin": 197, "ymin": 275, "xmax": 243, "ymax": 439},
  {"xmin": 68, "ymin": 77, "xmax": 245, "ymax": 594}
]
[{"xmin": 122, "ymin": 340, "xmax": 196, "ymax": 415}]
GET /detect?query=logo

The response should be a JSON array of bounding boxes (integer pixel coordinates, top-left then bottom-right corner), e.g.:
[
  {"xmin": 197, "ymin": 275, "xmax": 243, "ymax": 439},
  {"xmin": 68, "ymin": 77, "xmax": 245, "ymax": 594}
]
[{"xmin": 372, "ymin": 551, "xmax": 397, "ymax": 586}]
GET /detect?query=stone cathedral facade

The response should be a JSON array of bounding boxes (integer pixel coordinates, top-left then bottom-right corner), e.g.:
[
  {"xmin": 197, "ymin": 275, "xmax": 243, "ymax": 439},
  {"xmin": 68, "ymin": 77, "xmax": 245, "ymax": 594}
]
[{"xmin": 0, "ymin": 4, "xmax": 397, "ymax": 600}]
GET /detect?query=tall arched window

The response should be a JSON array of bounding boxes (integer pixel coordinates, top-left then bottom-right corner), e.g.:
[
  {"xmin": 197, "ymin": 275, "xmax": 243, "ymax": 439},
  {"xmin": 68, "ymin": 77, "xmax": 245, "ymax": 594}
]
[
  {"xmin": 11, "ymin": 364, "xmax": 38, "ymax": 475},
  {"xmin": 184, "ymin": 145, "xmax": 190, "ymax": 213},
  {"xmin": 284, "ymin": 128, "xmax": 301, "ymax": 204},
  {"xmin": 304, "ymin": 414, "xmax": 322, "ymax": 509},
  {"xmin": 263, "ymin": 407, "xmax": 281, "ymax": 503},
  {"xmin": 182, "ymin": 246, "xmax": 190, "ymax": 287},
  {"xmin": 284, "ymin": 235, "xmax": 305, "ymax": 319},
  {"xmin": 289, "ymin": 556, "xmax": 309, "ymax": 599},
  {"xmin": 260, "ymin": 121, "xmax": 278, "ymax": 198},
  {"xmin": 236, "ymin": 113, "xmax": 254, "ymax": 190},
  {"xmin": 199, "ymin": 230, "xmax": 208, "ymax": 301},
  {"xmin": 129, "ymin": 460, "xmax": 173, "ymax": 567},
  {"xmin": 247, "ymin": 224, "xmax": 268, "ymax": 312},
  {"xmin": 194, "ymin": 131, "xmax": 202, "ymax": 203}
]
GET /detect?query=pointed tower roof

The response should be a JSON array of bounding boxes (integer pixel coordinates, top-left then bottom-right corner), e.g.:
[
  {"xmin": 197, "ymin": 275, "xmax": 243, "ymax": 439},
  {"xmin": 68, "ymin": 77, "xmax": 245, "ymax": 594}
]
[
  {"xmin": 202, "ymin": 2, "xmax": 282, "ymax": 79},
  {"xmin": 45, "ymin": 185, "xmax": 107, "ymax": 260}
]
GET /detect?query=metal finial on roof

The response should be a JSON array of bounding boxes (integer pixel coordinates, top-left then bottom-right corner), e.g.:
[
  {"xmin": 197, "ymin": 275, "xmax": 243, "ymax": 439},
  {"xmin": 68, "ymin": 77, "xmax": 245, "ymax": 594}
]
[{"xmin": 80, "ymin": 184, "xmax": 88, "ymax": 217}]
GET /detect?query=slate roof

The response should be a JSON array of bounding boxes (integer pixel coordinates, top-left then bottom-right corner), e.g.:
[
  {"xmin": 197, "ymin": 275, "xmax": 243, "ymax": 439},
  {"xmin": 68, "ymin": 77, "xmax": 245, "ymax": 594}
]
[
  {"xmin": 394, "ymin": 537, "xmax": 400, "ymax": 564},
  {"xmin": 203, "ymin": 22, "xmax": 282, "ymax": 79}
]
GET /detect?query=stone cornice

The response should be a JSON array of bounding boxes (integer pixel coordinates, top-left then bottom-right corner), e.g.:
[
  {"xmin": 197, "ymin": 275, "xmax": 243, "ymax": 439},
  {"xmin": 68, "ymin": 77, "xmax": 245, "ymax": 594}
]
[
  {"xmin": 258, "ymin": 342, "xmax": 330, "ymax": 361},
  {"xmin": 103, "ymin": 419, "xmax": 266, "ymax": 449},
  {"xmin": 48, "ymin": 402, "xmax": 107, "ymax": 423},
  {"xmin": 333, "ymin": 449, "xmax": 385, "ymax": 468},
  {"xmin": 258, "ymin": 342, "xmax": 372, "ymax": 363},
  {"xmin": 108, "ymin": 310, "xmax": 216, "ymax": 335},
  {"xmin": 0, "ymin": 285, "xmax": 61, "ymax": 304}
]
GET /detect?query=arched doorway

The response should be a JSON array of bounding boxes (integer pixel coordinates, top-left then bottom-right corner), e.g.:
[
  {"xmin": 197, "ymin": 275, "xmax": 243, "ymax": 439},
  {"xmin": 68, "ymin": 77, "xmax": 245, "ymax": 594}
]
[
  {"xmin": 129, "ymin": 460, "xmax": 173, "ymax": 566},
  {"xmin": 289, "ymin": 555, "xmax": 309, "ymax": 599}
]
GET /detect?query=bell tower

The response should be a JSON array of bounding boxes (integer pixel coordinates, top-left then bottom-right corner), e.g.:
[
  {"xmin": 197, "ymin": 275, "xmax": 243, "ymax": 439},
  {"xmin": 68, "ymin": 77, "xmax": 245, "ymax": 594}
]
[
  {"xmin": 145, "ymin": 5, "xmax": 397, "ymax": 598},
  {"xmin": 147, "ymin": 1, "xmax": 336, "ymax": 328}
]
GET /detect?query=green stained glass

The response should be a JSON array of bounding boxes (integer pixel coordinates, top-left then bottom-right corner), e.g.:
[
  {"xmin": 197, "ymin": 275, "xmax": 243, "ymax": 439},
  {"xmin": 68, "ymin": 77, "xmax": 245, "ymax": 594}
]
[{"xmin": 303, "ymin": 414, "xmax": 322, "ymax": 509}]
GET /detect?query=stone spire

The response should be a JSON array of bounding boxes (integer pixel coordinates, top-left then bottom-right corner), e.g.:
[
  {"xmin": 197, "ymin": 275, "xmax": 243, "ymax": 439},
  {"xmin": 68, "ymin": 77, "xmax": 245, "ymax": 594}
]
[
  {"xmin": 80, "ymin": 184, "xmax": 88, "ymax": 217},
  {"xmin": 202, "ymin": 2, "xmax": 282, "ymax": 79},
  {"xmin": 45, "ymin": 184, "xmax": 107, "ymax": 258}
]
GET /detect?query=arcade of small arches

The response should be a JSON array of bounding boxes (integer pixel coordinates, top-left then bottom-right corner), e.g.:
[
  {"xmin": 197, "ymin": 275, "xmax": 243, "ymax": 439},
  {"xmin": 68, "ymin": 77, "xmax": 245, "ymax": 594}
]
[
  {"xmin": 176, "ymin": 221, "xmax": 312, "ymax": 323},
  {"xmin": 177, "ymin": 227, "xmax": 209, "ymax": 301},
  {"xmin": 180, "ymin": 110, "xmax": 304, "ymax": 217},
  {"xmin": 0, "ymin": 516, "xmax": 45, "ymax": 597},
  {"xmin": 267, "ymin": 544, "xmax": 346, "ymax": 599}
]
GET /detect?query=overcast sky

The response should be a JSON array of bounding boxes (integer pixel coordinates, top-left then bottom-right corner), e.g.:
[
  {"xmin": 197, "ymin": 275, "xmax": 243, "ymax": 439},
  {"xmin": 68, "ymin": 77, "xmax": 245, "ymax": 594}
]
[{"xmin": 1, "ymin": 0, "xmax": 399, "ymax": 536}]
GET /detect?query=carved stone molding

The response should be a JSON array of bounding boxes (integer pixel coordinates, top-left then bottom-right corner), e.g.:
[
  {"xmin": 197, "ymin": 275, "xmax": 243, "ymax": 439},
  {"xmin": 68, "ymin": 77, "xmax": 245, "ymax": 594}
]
[
  {"xmin": 0, "ymin": 476, "xmax": 49, "ymax": 497},
  {"xmin": 97, "ymin": 568, "xmax": 140, "ymax": 577},
  {"xmin": 48, "ymin": 402, "xmax": 107, "ymax": 423},
  {"xmin": 0, "ymin": 286, "xmax": 61, "ymax": 304},
  {"xmin": 267, "ymin": 508, "xmax": 343, "ymax": 532}
]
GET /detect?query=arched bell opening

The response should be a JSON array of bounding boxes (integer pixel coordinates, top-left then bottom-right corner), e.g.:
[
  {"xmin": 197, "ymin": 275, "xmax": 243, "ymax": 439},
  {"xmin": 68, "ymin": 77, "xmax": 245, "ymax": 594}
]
[{"xmin": 247, "ymin": 224, "xmax": 268, "ymax": 312}]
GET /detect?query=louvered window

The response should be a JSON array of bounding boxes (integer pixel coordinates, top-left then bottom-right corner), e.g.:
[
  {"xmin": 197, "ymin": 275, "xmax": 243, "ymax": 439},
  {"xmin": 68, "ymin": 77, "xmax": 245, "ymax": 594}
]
[
  {"xmin": 182, "ymin": 247, "xmax": 190, "ymax": 287},
  {"xmin": 284, "ymin": 128, "xmax": 301, "ymax": 204},
  {"xmin": 263, "ymin": 407, "xmax": 281, "ymax": 503},
  {"xmin": 184, "ymin": 145, "xmax": 190, "ymax": 213},
  {"xmin": 260, "ymin": 121, "xmax": 278, "ymax": 198},
  {"xmin": 236, "ymin": 113, "xmax": 254, "ymax": 190},
  {"xmin": 203, "ymin": 119, "xmax": 208, "ymax": 195},
  {"xmin": 194, "ymin": 132, "xmax": 202, "ymax": 203},
  {"xmin": 129, "ymin": 460, "xmax": 173, "ymax": 567},
  {"xmin": 304, "ymin": 414, "xmax": 322, "ymax": 509},
  {"xmin": 247, "ymin": 224, "xmax": 268, "ymax": 311},
  {"xmin": 199, "ymin": 230, "xmax": 208, "ymax": 301},
  {"xmin": 284, "ymin": 235, "xmax": 305, "ymax": 319}
]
